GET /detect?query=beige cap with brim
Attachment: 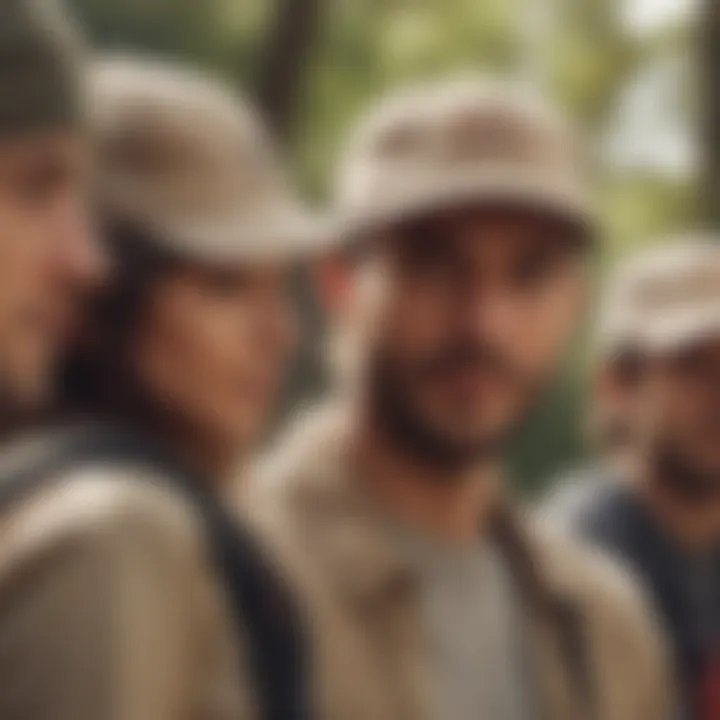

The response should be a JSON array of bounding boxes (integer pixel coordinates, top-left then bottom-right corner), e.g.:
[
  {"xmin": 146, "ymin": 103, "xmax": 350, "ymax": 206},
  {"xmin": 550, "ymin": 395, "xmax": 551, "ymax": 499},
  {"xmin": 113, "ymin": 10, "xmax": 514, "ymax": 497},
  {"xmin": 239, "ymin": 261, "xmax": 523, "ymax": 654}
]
[
  {"xmin": 634, "ymin": 303, "xmax": 720, "ymax": 354},
  {"xmin": 597, "ymin": 237, "xmax": 720, "ymax": 358},
  {"xmin": 101, "ymin": 178, "xmax": 335, "ymax": 265},
  {"xmin": 92, "ymin": 56, "xmax": 334, "ymax": 266},
  {"xmin": 339, "ymin": 165, "xmax": 593, "ymax": 241},
  {"xmin": 336, "ymin": 77, "xmax": 594, "ymax": 242}
]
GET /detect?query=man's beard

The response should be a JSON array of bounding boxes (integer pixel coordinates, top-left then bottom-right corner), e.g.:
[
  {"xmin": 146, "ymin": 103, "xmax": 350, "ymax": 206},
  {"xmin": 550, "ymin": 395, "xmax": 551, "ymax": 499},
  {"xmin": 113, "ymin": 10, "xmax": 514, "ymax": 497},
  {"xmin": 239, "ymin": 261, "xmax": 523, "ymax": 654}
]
[
  {"xmin": 367, "ymin": 341, "xmax": 537, "ymax": 474},
  {"xmin": 652, "ymin": 442, "xmax": 720, "ymax": 502}
]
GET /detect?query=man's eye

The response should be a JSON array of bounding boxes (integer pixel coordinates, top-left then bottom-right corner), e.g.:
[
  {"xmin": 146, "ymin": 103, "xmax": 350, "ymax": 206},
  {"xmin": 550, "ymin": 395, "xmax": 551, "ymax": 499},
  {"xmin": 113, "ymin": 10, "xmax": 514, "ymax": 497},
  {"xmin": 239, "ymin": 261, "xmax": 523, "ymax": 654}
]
[
  {"xmin": 513, "ymin": 251, "xmax": 560, "ymax": 288},
  {"xmin": 392, "ymin": 219, "xmax": 457, "ymax": 275},
  {"xmin": 402, "ymin": 236, "xmax": 456, "ymax": 275},
  {"xmin": 18, "ymin": 176, "xmax": 54, "ymax": 203},
  {"xmin": 16, "ymin": 167, "xmax": 71, "ymax": 205},
  {"xmin": 204, "ymin": 270, "xmax": 250, "ymax": 296},
  {"xmin": 672, "ymin": 351, "xmax": 710, "ymax": 378},
  {"xmin": 407, "ymin": 246, "xmax": 451, "ymax": 273}
]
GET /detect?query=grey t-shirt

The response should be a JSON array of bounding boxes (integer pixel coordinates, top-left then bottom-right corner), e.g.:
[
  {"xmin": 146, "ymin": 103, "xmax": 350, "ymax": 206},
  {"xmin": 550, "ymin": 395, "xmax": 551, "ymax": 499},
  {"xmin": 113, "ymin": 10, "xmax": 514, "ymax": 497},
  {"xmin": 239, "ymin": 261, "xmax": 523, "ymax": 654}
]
[{"xmin": 399, "ymin": 533, "xmax": 534, "ymax": 720}]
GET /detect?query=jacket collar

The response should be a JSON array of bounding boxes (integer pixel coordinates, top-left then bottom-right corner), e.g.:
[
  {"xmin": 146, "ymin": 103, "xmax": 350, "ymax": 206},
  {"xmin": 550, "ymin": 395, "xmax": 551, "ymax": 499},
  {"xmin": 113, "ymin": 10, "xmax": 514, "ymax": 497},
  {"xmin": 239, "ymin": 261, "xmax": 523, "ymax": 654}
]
[
  {"xmin": 271, "ymin": 404, "xmax": 583, "ymax": 616},
  {"xmin": 259, "ymin": 404, "xmax": 594, "ymax": 719}
]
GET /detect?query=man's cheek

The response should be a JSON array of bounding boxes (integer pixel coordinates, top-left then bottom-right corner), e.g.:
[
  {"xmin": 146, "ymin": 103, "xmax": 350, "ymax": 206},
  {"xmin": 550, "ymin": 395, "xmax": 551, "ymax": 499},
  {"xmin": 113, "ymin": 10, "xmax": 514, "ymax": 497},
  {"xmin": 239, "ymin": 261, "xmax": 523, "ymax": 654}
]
[
  {"xmin": 505, "ymin": 335, "xmax": 544, "ymax": 387},
  {"xmin": 522, "ymin": 319, "xmax": 570, "ymax": 372}
]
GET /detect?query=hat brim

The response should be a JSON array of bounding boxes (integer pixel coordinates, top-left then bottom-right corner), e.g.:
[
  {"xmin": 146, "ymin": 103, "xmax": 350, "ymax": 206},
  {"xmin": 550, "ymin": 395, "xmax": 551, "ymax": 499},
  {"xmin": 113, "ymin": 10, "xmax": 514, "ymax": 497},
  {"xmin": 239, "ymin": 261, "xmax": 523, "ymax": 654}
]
[
  {"xmin": 122, "ymin": 205, "xmax": 338, "ymax": 266},
  {"xmin": 339, "ymin": 166, "xmax": 595, "ymax": 243},
  {"xmin": 637, "ymin": 304, "xmax": 720, "ymax": 354}
]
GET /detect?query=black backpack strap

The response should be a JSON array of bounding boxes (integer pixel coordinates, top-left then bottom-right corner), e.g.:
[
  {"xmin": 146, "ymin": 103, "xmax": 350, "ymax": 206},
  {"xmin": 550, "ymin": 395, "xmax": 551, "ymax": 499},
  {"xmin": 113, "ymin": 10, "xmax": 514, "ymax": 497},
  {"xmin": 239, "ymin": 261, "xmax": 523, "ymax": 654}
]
[
  {"xmin": 554, "ymin": 601, "xmax": 596, "ymax": 719},
  {"xmin": 212, "ymin": 514, "xmax": 309, "ymax": 720},
  {"xmin": 0, "ymin": 424, "xmax": 310, "ymax": 720},
  {"xmin": 493, "ymin": 507, "xmax": 597, "ymax": 719}
]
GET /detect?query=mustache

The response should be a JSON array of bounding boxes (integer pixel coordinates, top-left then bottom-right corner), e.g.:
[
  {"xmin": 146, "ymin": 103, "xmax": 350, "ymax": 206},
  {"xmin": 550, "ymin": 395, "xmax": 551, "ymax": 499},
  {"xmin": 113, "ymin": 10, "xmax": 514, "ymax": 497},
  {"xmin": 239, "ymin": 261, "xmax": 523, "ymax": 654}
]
[{"xmin": 411, "ymin": 340, "xmax": 526, "ymax": 387}]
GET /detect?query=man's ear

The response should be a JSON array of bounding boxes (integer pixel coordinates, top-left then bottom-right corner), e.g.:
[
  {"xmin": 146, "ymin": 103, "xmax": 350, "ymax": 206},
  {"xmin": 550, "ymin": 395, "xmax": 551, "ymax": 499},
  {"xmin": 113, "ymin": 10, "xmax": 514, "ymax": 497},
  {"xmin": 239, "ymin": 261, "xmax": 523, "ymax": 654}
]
[{"xmin": 313, "ymin": 253, "xmax": 353, "ymax": 314}]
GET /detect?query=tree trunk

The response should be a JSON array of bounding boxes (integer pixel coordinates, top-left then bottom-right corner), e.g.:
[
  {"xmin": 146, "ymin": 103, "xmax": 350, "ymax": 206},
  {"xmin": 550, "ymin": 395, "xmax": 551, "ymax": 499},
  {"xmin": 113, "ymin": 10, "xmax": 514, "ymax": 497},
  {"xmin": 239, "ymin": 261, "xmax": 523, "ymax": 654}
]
[
  {"xmin": 254, "ymin": 0, "xmax": 323, "ymax": 144},
  {"xmin": 699, "ymin": 0, "xmax": 720, "ymax": 227}
]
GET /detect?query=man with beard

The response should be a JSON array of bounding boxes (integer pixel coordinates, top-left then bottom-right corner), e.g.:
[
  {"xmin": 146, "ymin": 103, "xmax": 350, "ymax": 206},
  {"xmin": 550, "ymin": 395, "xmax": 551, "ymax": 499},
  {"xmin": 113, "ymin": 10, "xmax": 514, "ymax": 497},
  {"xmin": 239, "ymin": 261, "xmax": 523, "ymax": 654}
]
[
  {"xmin": 548, "ymin": 238, "xmax": 720, "ymax": 720},
  {"xmin": 0, "ymin": 0, "xmax": 100, "ymax": 427},
  {"xmin": 246, "ymin": 78, "xmax": 674, "ymax": 720}
]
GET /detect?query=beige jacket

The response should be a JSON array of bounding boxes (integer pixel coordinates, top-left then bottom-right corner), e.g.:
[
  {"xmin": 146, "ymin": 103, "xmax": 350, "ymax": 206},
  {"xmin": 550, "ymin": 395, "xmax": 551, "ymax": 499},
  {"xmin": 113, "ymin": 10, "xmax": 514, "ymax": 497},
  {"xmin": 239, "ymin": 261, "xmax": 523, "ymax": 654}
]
[
  {"xmin": 246, "ymin": 407, "xmax": 676, "ymax": 720},
  {"xmin": 0, "ymin": 466, "xmax": 255, "ymax": 720}
]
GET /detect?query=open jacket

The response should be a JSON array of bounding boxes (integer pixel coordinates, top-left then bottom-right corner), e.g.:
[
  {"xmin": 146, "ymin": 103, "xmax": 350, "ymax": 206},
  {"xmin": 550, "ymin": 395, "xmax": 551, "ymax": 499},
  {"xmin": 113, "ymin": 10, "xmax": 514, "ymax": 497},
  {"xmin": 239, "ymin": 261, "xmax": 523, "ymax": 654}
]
[{"xmin": 245, "ymin": 406, "xmax": 677, "ymax": 720}]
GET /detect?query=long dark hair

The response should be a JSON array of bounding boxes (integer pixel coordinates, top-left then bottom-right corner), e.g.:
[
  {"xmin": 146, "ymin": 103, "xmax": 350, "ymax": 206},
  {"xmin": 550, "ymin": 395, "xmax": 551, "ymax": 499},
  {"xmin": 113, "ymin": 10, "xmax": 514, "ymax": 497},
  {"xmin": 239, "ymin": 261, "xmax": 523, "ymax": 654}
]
[{"xmin": 58, "ymin": 217, "xmax": 182, "ymax": 425}]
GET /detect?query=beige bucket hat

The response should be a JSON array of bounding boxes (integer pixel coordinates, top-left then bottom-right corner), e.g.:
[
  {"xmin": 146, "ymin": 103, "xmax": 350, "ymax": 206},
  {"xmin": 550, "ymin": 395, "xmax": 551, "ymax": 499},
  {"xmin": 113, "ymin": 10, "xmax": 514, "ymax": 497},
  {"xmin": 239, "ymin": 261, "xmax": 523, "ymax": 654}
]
[
  {"xmin": 336, "ymin": 76, "xmax": 594, "ymax": 239},
  {"xmin": 91, "ymin": 57, "xmax": 330, "ymax": 264},
  {"xmin": 597, "ymin": 236, "xmax": 720, "ymax": 356}
]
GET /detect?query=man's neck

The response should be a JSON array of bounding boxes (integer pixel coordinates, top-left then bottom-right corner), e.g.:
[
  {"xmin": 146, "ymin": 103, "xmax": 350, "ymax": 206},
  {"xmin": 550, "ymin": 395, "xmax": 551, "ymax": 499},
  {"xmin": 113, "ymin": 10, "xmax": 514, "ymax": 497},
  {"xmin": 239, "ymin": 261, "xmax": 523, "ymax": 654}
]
[
  {"xmin": 350, "ymin": 414, "xmax": 502, "ymax": 544},
  {"xmin": 634, "ymin": 460, "xmax": 720, "ymax": 553}
]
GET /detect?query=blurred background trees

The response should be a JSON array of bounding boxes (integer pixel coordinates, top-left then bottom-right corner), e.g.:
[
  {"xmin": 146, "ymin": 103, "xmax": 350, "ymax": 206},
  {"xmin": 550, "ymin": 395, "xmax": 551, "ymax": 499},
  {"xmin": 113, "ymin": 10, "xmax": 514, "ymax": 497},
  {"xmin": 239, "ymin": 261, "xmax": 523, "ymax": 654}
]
[{"xmin": 68, "ymin": 0, "xmax": 703, "ymax": 492}]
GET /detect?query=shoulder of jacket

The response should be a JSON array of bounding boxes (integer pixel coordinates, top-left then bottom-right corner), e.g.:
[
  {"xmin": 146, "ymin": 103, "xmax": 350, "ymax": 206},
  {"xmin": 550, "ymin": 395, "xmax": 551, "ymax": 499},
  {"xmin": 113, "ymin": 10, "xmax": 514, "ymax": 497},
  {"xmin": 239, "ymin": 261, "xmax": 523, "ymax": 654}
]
[
  {"xmin": 529, "ymin": 514, "xmax": 661, "ymax": 638},
  {"xmin": 0, "ymin": 466, "xmax": 208, "ymax": 572},
  {"xmin": 249, "ymin": 403, "xmax": 350, "ymax": 510},
  {"xmin": 542, "ymin": 466, "xmax": 611, "ymax": 524},
  {"xmin": 257, "ymin": 404, "xmax": 347, "ymax": 476},
  {"xmin": 529, "ymin": 515, "xmax": 676, "ymax": 713}
]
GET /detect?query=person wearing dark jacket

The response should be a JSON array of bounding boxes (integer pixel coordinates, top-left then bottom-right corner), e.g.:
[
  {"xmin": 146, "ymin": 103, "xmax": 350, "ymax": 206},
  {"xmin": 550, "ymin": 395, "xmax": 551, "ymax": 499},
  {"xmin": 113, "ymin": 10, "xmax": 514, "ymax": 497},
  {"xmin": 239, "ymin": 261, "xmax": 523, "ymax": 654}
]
[
  {"xmin": 0, "ymin": 57, "xmax": 329, "ymax": 720},
  {"xmin": 547, "ymin": 237, "xmax": 720, "ymax": 720}
]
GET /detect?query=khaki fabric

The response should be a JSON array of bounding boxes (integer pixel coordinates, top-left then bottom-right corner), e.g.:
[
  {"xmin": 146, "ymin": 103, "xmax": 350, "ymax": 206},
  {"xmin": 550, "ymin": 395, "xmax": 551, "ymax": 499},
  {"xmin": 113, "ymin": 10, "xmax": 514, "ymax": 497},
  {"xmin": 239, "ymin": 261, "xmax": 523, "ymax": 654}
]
[
  {"xmin": 597, "ymin": 236, "xmax": 720, "ymax": 356},
  {"xmin": 0, "ymin": 468, "xmax": 256, "ymax": 720},
  {"xmin": 336, "ymin": 77, "xmax": 594, "ymax": 240},
  {"xmin": 91, "ymin": 57, "xmax": 330, "ymax": 264},
  {"xmin": 245, "ymin": 406, "xmax": 676, "ymax": 720}
]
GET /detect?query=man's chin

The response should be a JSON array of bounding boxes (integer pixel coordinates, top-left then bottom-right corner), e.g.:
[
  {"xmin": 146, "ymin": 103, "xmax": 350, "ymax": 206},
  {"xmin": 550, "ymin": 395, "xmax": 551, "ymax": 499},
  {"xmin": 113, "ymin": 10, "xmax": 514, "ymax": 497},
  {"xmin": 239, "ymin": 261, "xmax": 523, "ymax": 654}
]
[
  {"xmin": 370, "ymin": 372, "xmax": 522, "ymax": 471},
  {"xmin": 389, "ymin": 413, "xmax": 512, "ymax": 472}
]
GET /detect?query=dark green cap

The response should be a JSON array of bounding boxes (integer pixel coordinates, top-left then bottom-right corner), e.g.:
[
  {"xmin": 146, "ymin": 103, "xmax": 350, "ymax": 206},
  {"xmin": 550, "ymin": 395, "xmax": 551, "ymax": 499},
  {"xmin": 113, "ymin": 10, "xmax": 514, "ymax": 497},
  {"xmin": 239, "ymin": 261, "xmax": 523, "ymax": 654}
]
[{"xmin": 0, "ymin": 0, "xmax": 85, "ymax": 135}]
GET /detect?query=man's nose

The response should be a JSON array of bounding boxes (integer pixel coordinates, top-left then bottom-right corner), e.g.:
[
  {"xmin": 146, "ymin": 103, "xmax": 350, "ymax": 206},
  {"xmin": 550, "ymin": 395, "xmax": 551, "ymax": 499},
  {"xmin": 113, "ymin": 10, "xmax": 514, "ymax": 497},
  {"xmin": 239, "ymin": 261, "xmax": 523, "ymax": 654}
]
[
  {"xmin": 59, "ymin": 212, "xmax": 109, "ymax": 288},
  {"xmin": 459, "ymin": 283, "xmax": 515, "ymax": 339}
]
